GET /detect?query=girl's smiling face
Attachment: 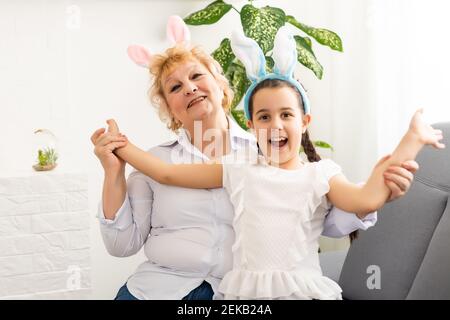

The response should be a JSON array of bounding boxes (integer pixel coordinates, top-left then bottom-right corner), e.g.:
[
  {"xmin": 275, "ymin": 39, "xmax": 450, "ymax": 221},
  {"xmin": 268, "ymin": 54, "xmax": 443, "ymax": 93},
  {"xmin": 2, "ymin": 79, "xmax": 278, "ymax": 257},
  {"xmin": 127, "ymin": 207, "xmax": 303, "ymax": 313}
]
[{"xmin": 247, "ymin": 86, "xmax": 311, "ymax": 169}]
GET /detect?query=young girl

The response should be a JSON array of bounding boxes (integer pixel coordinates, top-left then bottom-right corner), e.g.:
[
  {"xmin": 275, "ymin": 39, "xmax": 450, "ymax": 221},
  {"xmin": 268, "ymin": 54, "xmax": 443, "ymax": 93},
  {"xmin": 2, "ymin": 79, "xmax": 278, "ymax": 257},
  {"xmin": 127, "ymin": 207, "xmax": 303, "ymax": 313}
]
[{"xmin": 105, "ymin": 27, "xmax": 444, "ymax": 300}]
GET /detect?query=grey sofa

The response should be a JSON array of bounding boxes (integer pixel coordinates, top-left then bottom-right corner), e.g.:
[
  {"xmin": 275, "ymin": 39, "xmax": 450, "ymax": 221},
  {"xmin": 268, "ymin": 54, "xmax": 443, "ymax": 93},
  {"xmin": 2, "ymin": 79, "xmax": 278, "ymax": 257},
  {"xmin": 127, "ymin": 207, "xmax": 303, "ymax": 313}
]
[{"xmin": 320, "ymin": 122, "xmax": 450, "ymax": 299}]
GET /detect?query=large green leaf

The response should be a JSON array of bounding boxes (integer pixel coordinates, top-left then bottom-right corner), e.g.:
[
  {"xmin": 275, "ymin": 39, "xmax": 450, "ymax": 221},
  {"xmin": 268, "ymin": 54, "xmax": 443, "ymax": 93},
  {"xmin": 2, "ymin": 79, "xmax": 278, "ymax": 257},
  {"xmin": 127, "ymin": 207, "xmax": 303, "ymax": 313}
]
[
  {"xmin": 303, "ymin": 36, "xmax": 313, "ymax": 49},
  {"xmin": 231, "ymin": 109, "xmax": 248, "ymax": 131},
  {"xmin": 184, "ymin": 0, "xmax": 232, "ymax": 25},
  {"xmin": 241, "ymin": 5, "xmax": 286, "ymax": 53},
  {"xmin": 227, "ymin": 62, "xmax": 251, "ymax": 110},
  {"xmin": 313, "ymin": 140, "xmax": 334, "ymax": 151},
  {"xmin": 299, "ymin": 140, "xmax": 334, "ymax": 153},
  {"xmin": 212, "ymin": 38, "xmax": 235, "ymax": 74},
  {"xmin": 265, "ymin": 56, "xmax": 274, "ymax": 73},
  {"xmin": 294, "ymin": 35, "xmax": 323, "ymax": 79},
  {"xmin": 286, "ymin": 15, "xmax": 343, "ymax": 52}
]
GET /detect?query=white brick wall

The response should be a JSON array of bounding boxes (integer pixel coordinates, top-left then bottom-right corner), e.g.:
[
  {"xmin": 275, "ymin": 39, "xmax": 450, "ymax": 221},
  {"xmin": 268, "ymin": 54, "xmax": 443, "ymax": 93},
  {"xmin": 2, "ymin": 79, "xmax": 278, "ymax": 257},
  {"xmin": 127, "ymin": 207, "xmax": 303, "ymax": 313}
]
[{"xmin": 0, "ymin": 172, "xmax": 91, "ymax": 299}]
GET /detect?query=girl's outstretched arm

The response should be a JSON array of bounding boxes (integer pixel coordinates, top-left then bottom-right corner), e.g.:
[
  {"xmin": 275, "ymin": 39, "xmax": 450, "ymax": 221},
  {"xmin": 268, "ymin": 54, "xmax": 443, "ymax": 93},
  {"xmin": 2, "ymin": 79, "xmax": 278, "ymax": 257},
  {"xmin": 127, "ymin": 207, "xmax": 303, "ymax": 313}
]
[
  {"xmin": 106, "ymin": 119, "xmax": 223, "ymax": 189},
  {"xmin": 327, "ymin": 109, "xmax": 445, "ymax": 217}
]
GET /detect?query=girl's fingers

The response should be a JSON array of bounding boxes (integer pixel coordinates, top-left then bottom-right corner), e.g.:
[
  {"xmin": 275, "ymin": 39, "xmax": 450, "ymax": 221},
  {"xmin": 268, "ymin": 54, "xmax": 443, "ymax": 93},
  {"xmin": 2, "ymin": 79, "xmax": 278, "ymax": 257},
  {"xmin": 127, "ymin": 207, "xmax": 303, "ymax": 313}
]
[
  {"xmin": 96, "ymin": 132, "xmax": 126, "ymax": 147},
  {"xmin": 95, "ymin": 140, "xmax": 127, "ymax": 156},
  {"xmin": 106, "ymin": 141, "xmax": 128, "ymax": 152}
]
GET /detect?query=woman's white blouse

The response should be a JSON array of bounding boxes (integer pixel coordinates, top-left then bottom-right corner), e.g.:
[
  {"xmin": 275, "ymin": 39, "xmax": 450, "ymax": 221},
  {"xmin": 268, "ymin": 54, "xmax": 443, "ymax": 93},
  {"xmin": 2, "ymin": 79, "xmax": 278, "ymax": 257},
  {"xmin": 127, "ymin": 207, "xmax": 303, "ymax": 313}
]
[{"xmin": 97, "ymin": 117, "xmax": 377, "ymax": 300}]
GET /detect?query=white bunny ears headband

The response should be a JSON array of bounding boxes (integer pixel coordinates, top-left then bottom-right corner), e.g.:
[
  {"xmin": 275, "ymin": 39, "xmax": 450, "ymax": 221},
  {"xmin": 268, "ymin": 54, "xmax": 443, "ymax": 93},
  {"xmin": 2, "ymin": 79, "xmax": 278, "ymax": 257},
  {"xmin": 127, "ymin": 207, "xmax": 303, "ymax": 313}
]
[
  {"xmin": 231, "ymin": 26, "xmax": 311, "ymax": 119},
  {"xmin": 127, "ymin": 15, "xmax": 191, "ymax": 69}
]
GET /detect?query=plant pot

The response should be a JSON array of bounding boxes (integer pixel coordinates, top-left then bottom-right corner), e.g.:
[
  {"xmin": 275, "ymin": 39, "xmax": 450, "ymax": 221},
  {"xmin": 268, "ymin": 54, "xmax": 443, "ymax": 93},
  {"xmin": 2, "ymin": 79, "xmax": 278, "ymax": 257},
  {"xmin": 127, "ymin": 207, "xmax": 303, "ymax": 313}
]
[{"xmin": 32, "ymin": 163, "xmax": 57, "ymax": 171}]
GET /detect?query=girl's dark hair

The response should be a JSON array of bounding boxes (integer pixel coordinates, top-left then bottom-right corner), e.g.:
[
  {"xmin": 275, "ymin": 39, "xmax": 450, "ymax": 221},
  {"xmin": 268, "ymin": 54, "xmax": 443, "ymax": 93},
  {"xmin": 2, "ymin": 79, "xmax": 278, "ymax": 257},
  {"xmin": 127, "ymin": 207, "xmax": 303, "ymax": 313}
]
[{"xmin": 248, "ymin": 78, "xmax": 359, "ymax": 243}]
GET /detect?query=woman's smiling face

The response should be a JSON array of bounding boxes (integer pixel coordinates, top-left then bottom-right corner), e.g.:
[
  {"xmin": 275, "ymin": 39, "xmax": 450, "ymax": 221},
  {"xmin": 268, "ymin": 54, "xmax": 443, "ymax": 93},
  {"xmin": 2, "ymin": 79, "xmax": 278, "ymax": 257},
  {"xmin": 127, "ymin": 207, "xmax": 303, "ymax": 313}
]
[
  {"xmin": 161, "ymin": 59, "xmax": 224, "ymax": 127},
  {"xmin": 248, "ymin": 86, "xmax": 311, "ymax": 169}
]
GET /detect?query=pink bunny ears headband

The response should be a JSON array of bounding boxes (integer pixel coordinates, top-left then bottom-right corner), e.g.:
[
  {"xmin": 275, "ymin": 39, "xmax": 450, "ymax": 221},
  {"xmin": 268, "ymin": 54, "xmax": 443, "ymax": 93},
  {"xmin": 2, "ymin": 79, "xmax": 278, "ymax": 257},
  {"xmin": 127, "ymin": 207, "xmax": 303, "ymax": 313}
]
[{"xmin": 127, "ymin": 15, "xmax": 191, "ymax": 69}]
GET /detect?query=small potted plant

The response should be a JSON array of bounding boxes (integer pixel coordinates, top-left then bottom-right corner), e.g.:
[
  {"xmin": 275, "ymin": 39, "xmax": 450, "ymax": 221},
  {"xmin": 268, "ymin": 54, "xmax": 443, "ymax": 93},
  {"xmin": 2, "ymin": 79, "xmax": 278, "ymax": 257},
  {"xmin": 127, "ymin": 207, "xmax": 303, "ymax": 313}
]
[{"xmin": 32, "ymin": 129, "xmax": 58, "ymax": 171}]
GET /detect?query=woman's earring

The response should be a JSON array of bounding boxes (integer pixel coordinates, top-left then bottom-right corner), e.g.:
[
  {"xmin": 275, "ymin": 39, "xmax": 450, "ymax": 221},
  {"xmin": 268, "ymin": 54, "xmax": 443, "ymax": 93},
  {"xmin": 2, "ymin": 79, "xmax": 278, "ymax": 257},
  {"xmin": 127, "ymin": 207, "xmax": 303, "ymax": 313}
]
[{"xmin": 169, "ymin": 111, "xmax": 182, "ymax": 129}]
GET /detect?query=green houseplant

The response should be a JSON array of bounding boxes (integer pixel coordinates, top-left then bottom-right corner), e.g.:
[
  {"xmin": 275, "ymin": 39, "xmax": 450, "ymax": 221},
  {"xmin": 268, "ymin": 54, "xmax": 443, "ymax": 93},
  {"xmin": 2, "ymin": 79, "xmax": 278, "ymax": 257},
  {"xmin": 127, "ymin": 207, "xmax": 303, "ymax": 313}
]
[
  {"xmin": 184, "ymin": 0, "xmax": 342, "ymax": 151},
  {"xmin": 33, "ymin": 147, "xmax": 58, "ymax": 171},
  {"xmin": 32, "ymin": 129, "xmax": 58, "ymax": 171}
]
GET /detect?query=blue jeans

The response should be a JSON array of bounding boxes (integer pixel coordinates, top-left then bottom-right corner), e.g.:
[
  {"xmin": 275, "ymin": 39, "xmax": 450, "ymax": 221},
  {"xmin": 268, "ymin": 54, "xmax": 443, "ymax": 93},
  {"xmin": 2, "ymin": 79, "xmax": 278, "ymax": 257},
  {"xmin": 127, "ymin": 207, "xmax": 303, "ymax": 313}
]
[
  {"xmin": 114, "ymin": 283, "xmax": 139, "ymax": 300},
  {"xmin": 182, "ymin": 281, "xmax": 214, "ymax": 300},
  {"xmin": 114, "ymin": 281, "xmax": 214, "ymax": 300}
]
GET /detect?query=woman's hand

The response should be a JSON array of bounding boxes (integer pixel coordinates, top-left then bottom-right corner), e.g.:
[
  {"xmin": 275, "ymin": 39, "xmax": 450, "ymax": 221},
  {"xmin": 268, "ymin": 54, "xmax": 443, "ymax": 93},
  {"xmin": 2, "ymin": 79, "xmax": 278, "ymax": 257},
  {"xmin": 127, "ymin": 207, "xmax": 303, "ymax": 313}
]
[
  {"xmin": 91, "ymin": 123, "xmax": 128, "ymax": 175},
  {"xmin": 409, "ymin": 109, "xmax": 445, "ymax": 149},
  {"xmin": 374, "ymin": 154, "xmax": 419, "ymax": 202},
  {"xmin": 384, "ymin": 160, "xmax": 419, "ymax": 201}
]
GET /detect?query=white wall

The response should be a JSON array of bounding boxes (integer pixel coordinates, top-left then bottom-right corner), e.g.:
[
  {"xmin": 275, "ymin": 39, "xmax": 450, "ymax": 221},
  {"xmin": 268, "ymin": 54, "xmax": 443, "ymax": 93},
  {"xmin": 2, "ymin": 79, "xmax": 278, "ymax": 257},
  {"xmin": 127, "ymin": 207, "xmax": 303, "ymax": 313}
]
[
  {"xmin": 0, "ymin": 0, "xmax": 377, "ymax": 299},
  {"xmin": 0, "ymin": 172, "xmax": 91, "ymax": 299}
]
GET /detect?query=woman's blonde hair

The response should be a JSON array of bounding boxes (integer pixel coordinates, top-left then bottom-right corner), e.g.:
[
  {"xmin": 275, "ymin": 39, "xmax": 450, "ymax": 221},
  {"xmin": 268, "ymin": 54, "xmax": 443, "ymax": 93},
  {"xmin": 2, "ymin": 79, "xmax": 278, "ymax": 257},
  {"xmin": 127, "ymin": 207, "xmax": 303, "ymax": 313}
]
[{"xmin": 148, "ymin": 44, "xmax": 233, "ymax": 132}]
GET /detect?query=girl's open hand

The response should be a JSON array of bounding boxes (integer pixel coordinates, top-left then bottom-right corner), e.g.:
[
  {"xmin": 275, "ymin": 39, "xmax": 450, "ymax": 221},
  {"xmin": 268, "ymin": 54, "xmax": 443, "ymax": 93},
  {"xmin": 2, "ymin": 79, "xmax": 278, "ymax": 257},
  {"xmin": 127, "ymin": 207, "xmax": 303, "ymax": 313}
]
[{"xmin": 409, "ymin": 109, "xmax": 445, "ymax": 149}]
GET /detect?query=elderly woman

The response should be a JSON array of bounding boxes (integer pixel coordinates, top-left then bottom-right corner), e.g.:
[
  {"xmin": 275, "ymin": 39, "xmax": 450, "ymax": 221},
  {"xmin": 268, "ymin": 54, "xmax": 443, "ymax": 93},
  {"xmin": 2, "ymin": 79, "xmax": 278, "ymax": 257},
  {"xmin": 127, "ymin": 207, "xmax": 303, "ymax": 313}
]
[{"xmin": 91, "ymin": 43, "xmax": 418, "ymax": 300}]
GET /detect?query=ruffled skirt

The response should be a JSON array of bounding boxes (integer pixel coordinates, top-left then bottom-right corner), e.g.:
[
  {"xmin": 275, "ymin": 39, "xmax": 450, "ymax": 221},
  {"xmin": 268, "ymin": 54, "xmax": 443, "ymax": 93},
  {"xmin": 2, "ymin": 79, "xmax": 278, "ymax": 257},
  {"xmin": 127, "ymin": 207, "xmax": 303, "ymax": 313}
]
[{"xmin": 217, "ymin": 269, "xmax": 342, "ymax": 300}]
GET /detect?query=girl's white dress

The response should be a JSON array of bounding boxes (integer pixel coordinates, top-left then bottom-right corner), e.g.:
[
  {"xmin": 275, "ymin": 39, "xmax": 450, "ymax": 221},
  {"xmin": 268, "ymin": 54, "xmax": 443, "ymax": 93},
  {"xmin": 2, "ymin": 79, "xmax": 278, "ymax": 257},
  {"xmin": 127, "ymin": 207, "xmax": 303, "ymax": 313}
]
[{"xmin": 218, "ymin": 154, "xmax": 344, "ymax": 300}]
